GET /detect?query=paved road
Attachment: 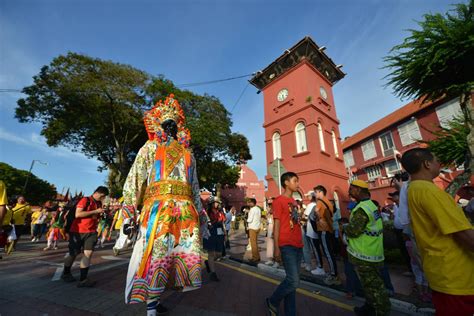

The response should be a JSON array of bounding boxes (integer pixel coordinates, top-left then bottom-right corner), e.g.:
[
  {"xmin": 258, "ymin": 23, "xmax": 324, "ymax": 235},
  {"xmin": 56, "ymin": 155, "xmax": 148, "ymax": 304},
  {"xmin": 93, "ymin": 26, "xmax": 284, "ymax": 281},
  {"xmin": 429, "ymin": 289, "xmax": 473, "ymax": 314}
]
[{"xmin": 0, "ymin": 239, "xmax": 374, "ymax": 316}]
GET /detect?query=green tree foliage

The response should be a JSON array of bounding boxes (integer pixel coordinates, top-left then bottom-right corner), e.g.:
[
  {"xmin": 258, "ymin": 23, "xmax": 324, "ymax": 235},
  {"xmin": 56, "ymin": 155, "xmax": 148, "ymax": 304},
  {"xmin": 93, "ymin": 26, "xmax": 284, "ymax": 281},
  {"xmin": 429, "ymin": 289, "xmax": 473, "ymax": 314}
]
[
  {"xmin": 0, "ymin": 162, "xmax": 57, "ymax": 205},
  {"xmin": 16, "ymin": 53, "xmax": 151, "ymax": 195},
  {"xmin": 384, "ymin": 1, "xmax": 474, "ymax": 195},
  {"xmin": 16, "ymin": 53, "xmax": 252, "ymax": 194},
  {"xmin": 384, "ymin": 1, "xmax": 474, "ymax": 103},
  {"xmin": 422, "ymin": 116, "xmax": 469, "ymax": 167}
]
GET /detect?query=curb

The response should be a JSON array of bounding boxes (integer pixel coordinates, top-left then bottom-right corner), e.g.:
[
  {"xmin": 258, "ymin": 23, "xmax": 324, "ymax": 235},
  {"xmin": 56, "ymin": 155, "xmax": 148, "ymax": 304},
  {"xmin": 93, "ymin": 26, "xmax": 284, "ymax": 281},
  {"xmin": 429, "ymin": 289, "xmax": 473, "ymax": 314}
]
[{"xmin": 228, "ymin": 257, "xmax": 435, "ymax": 316}]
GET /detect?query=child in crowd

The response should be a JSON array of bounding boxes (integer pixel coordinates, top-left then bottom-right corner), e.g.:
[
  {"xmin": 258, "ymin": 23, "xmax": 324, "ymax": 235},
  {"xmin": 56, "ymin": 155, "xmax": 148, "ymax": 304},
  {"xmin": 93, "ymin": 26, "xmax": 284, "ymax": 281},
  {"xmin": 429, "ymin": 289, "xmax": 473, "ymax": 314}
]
[
  {"xmin": 44, "ymin": 203, "xmax": 67, "ymax": 250},
  {"xmin": 266, "ymin": 172, "xmax": 303, "ymax": 316}
]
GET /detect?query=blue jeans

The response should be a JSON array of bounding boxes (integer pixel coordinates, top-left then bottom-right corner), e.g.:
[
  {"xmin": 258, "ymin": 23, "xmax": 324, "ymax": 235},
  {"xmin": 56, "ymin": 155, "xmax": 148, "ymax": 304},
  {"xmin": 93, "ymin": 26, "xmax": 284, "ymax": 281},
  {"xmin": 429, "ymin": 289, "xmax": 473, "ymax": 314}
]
[
  {"xmin": 343, "ymin": 257, "xmax": 363, "ymax": 295},
  {"xmin": 269, "ymin": 245, "xmax": 303, "ymax": 316},
  {"xmin": 381, "ymin": 264, "xmax": 395, "ymax": 293},
  {"xmin": 301, "ymin": 228, "xmax": 312, "ymax": 266}
]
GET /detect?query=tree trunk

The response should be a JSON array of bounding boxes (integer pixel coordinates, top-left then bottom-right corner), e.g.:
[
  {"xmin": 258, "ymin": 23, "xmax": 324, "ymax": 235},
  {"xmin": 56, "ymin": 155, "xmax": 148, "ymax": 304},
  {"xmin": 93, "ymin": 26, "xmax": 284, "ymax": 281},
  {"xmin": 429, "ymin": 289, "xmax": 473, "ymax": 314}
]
[{"xmin": 445, "ymin": 92, "xmax": 473, "ymax": 196}]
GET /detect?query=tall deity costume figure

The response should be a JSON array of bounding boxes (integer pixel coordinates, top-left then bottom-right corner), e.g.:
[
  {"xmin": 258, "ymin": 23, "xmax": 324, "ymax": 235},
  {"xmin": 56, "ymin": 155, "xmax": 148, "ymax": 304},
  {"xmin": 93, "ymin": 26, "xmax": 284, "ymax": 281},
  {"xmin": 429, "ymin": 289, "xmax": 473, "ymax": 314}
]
[{"xmin": 121, "ymin": 94, "xmax": 209, "ymax": 315}]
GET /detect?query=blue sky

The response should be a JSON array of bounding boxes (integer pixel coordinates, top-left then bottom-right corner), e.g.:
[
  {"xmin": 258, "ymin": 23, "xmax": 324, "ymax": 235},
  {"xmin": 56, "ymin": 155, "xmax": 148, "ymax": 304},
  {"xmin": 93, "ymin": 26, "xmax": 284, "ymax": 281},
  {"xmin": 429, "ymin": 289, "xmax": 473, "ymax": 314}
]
[{"xmin": 0, "ymin": 0, "xmax": 458, "ymax": 196}]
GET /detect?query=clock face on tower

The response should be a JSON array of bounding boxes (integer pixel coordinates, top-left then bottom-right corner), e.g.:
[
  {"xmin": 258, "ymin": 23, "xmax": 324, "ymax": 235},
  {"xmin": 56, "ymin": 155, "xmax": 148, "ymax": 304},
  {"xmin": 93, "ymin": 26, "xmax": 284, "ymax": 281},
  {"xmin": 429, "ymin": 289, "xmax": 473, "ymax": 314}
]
[
  {"xmin": 320, "ymin": 86, "xmax": 328, "ymax": 100},
  {"xmin": 277, "ymin": 88, "xmax": 289, "ymax": 102}
]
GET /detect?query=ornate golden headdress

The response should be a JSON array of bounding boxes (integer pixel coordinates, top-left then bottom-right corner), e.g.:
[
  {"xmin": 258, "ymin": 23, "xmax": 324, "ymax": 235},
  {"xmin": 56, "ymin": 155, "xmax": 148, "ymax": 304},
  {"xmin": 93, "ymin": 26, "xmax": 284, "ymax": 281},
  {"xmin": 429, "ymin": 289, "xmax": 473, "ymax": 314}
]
[{"xmin": 143, "ymin": 94, "xmax": 191, "ymax": 147}]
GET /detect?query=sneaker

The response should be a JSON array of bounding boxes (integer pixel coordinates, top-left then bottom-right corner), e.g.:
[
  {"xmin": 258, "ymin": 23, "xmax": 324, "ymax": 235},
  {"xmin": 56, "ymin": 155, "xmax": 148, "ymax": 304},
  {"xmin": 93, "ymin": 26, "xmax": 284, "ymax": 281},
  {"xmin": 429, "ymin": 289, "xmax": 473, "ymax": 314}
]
[
  {"xmin": 246, "ymin": 245, "xmax": 252, "ymax": 251},
  {"xmin": 156, "ymin": 303, "xmax": 169, "ymax": 315},
  {"xmin": 209, "ymin": 272, "xmax": 220, "ymax": 282},
  {"xmin": 311, "ymin": 267, "xmax": 326, "ymax": 276},
  {"xmin": 77, "ymin": 278, "xmax": 96, "ymax": 288},
  {"xmin": 43, "ymin": 246, "xmax": 51, "ymax": 251},
  {"xmin": 53, "ymin": 246, "xmax": 58, "ymax": 250},
  {"xmin": 61, "ymin": 273, "xmax": 76, "ymax": 283},
  {"xmin": 324, "ymin": 275, "xmax": 342, "ymax": 286},
  {"xmin": 272, "ymin": 262, "xmax": 280, "ymax": 269},
  {"xmin": 265, "ymin": 260, "xmax": 274, "ymax": 266},
  {"xmin": 265, "ymin": 298, "xmax": 278, "ymax": 316},
  {"xmin": 304, "ymin": 264, "xmax": 312, "ymax": 272}
]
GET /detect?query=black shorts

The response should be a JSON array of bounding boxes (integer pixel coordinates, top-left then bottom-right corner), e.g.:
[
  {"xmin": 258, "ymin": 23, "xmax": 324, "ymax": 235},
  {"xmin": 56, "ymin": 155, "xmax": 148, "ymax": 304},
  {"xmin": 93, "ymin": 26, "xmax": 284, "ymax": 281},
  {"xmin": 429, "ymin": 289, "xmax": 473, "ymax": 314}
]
[{"xmin": 68, "ymin": 232, "xmax": 98, "ymax": 255}]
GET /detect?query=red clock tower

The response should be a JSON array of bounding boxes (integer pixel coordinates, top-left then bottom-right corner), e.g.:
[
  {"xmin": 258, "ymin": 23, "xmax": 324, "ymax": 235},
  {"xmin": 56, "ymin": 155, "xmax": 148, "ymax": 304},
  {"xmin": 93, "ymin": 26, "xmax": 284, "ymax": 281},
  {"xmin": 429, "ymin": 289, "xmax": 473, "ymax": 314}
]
[{"xmin": 250, "ymin": 36, "xmax": 349, "ymax": 208}]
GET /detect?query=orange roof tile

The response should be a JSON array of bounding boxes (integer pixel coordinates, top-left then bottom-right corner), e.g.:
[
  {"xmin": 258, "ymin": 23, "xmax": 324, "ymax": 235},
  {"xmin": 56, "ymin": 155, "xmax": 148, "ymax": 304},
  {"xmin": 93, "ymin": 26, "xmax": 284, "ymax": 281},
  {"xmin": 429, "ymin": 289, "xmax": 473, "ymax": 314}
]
[{"xmin": 342, "ymin": 98, "xmax": 435, "ymax": 149}]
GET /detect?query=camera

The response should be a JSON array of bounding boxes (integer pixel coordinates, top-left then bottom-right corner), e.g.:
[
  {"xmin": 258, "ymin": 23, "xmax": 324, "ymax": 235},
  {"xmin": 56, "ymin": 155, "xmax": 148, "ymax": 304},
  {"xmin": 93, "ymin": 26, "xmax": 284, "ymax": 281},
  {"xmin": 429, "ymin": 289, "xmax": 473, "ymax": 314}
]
[{"xmin": 391, "ymin": 171, "xmax": 409, "ymax": 185}]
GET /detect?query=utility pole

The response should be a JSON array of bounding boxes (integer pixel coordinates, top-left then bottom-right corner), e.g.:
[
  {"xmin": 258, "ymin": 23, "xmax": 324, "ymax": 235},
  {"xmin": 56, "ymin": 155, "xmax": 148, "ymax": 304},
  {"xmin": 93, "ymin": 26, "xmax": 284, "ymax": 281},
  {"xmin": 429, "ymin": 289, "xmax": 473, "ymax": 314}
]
[{"xmin": 22, "ymin": 160, "xmax": 48, "ymax": 195}]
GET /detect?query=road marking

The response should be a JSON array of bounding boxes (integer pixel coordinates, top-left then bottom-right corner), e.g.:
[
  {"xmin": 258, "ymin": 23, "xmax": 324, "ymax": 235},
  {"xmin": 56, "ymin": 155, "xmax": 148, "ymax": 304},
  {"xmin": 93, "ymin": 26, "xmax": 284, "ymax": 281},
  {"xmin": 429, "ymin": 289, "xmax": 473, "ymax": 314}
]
[
  {"xmin": 101, "ymin": 255, "xmax": 129, "ymax": 261},
  {"xmin": 51, "ymin": 256, "xmax": 129, "ymax": 281},
  {"xmin": 217, "ymin": 261, "xmax": 353, "ymax": 311},
  {"xmin": 52, "ymin": 267, "xmax": 63, "ymax": 281}
]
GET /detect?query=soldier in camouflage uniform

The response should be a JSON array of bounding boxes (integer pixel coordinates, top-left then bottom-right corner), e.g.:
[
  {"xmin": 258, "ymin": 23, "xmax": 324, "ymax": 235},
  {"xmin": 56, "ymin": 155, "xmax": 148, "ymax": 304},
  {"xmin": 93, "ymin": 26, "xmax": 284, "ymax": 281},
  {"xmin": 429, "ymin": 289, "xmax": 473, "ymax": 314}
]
[{"xmin": 344, "ymin": 180, "xmax": 391, "ymax": 316}]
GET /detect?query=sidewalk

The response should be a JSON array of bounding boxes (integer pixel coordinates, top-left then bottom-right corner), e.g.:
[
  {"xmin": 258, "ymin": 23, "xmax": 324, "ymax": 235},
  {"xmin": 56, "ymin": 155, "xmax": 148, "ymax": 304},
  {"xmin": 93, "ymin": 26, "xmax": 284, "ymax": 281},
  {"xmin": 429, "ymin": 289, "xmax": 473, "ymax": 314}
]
[
  {"xmin": 0, "ymin": 239, "xmax": 354, "ymax": 316},
  {"xmin": 226, "ymin": 226, "xmax": 435, "ymax": 315}
]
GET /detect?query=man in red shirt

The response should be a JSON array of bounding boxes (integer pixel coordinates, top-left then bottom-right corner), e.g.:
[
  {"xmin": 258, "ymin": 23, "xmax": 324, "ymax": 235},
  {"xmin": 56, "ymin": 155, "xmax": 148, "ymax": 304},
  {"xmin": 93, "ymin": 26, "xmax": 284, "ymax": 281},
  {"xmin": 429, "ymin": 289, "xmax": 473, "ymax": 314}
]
[
  {"xmin": 62, "ymin": 186, "xmax": 109, "ymax": 287},
  {"xmin": 266, "ymin": 172, "xmax": 303, "ymax": 316}
]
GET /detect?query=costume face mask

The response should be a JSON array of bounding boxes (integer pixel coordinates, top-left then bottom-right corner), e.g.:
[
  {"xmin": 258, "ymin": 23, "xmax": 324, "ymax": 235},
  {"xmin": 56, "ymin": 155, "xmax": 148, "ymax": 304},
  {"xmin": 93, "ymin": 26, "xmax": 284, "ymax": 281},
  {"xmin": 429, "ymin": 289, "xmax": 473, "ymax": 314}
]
[
  {"xmin": 143, "ymin": 94, "xmax": 191, "ymax": 147},
  {"xmin": 162, "ymin": 119, "xmax": 178, "ymax": 140}
]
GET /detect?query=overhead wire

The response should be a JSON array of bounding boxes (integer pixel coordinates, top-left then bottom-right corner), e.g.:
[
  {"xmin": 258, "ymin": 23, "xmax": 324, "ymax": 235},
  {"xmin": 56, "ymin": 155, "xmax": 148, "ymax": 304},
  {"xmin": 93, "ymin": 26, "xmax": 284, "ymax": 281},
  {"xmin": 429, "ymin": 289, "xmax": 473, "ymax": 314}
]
[
  {"xmin": 230, "ymin": 82, "xmax": 250, "ymax": 114},
  {"xmin": 176, "ymin": 73, "xmax": 253, "ymax": 88},
  {"xmin": 0, "ymin": 72, "xmax": 255, "ymax": 112}
]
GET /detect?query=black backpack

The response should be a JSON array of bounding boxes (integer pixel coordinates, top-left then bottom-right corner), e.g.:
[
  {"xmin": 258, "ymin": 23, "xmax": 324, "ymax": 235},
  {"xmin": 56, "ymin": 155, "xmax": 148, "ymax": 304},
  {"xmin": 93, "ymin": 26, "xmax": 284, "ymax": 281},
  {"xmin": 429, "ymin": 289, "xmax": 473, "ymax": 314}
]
[{"xmin": 64, "ymin": 197, "xmax": 91, "ymax": 233}]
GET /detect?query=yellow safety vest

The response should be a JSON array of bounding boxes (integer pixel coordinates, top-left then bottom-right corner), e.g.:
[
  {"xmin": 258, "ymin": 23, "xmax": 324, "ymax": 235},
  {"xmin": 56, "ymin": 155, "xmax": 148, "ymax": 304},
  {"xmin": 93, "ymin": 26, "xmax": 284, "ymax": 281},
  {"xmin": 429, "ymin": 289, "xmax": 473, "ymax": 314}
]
[{"xmin": 347, "ymin": 200, "xmax": 384, "ymax": 262}]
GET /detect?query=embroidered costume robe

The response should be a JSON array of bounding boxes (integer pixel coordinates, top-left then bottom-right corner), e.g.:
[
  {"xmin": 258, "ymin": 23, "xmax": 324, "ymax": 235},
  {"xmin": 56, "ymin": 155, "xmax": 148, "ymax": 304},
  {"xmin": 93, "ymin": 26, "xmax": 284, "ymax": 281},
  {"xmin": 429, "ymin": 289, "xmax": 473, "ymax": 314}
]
[{"xmin": 122, "ymin": 139, "xmax": 207, "ymax": 303}]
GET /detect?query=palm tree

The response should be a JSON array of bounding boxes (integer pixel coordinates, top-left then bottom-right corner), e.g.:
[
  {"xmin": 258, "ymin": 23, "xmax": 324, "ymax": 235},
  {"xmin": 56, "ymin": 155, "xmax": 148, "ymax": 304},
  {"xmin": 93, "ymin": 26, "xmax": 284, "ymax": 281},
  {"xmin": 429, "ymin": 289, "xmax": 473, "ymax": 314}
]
[{"xmin": 384, "ymin": 0, "xmax": 474, "ymax": 195}]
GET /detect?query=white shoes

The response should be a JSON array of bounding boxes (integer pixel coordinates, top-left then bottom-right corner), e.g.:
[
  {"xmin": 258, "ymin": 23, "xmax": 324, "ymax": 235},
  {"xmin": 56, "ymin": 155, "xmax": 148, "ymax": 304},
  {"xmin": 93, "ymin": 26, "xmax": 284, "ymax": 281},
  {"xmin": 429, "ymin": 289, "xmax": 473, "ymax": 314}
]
[
  {"xmin": 311, "ymin": 267, "xmax": 326, "ymax": 276},
  {"xmin": 265, "ymin": 260, "xmax": 274, "ymax": 265},
  {"xmin": 304, "ymin": 264, "xmax": 312, "ymax": 272},
  {"xmin": 272, "ymin": 262, "xmax": 280, "ymax": 269},
  {"xmin": 246, "ymin": 245, "xmax": 252, "ymax": 251}
]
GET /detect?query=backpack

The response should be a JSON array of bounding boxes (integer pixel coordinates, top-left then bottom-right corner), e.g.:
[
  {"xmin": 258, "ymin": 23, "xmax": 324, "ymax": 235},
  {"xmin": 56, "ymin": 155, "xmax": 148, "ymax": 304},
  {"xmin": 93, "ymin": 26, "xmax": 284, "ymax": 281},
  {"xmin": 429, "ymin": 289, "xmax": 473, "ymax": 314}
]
[
  {"xmin": 309, "ymin": 199, "xmax": 334, "ymax": 232},
  {"xmin": 64, "ymin": 197, "xmax": 91, "ymax": 233}
]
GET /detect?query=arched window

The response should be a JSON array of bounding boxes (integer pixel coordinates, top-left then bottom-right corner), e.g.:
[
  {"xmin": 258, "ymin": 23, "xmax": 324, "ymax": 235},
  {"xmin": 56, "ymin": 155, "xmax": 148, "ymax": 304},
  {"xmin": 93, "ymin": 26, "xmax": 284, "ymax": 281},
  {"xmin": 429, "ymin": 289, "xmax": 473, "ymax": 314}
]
[
  {"xmin": 318, "ymin": 123, "xmax": 326, "ymax": 151},
  {"xmin": 332, "ymin": 130, "xmax": 339, "ymax": 157},
  {"xmin": 272, "ymin": 132, "xmax": 282, "ymax": 160},
  {"xmin": 295, "ymin": 122, "xmax": 307, "ymax": 153}
]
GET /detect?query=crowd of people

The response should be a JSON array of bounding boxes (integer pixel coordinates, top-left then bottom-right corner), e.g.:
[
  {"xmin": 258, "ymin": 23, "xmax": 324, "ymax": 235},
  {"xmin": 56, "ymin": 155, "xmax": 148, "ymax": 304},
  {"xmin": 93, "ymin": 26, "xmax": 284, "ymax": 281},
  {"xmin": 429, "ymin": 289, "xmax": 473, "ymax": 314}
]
[
  {"xmin": 1, "ymin": 91, "xmax": 473, "ymax": 316},
  {"xmin": 263, "ymin": 147, "xmax": 474, "ymax": 316}
]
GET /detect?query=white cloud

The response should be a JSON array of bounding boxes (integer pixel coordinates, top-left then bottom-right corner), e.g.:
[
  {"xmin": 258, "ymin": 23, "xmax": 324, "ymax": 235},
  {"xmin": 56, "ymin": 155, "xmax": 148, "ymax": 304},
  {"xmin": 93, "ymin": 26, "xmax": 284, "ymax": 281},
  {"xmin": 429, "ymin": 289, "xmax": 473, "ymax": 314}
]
[{"xmin": 0, "ymin": 127, "xmax": 96, "ymax": 162}]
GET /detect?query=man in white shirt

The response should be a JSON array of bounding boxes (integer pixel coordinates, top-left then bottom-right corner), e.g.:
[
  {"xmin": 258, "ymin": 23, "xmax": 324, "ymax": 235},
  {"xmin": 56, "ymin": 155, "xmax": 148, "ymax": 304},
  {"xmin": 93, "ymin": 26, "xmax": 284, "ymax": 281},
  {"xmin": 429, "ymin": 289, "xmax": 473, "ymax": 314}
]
[
  {"xmin": 247, "ymin": 198, "xmax": 262, "ymax": 263},
  {"xmin": 304, "ymin": 192, "xmax": 325, "ymax": 276}
]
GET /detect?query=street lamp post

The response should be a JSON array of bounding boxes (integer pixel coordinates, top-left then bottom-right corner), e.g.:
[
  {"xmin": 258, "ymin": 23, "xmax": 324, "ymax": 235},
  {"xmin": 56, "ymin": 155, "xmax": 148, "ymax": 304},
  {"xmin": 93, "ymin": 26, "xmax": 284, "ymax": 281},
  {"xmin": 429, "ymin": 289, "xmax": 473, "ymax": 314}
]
[{"xmin": 22, "ymin": 160, "xmax": 48, "ymax": 194}]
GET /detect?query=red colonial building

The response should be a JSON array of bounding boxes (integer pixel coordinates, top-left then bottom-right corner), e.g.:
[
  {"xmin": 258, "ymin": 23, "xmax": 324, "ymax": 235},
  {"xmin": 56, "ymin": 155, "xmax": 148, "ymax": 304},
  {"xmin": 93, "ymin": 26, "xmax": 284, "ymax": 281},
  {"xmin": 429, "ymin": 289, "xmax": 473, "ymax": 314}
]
[
  {"xmin": 342, "ymin": 97, "xmax": 465, "ymax": 205},
  {"xmin": 221, "ymin": 164, "xmax": 266, "ymax": 211},
  {"xmin": 250, "ymin": 37, "xmax": 349, "ymax": 210}
]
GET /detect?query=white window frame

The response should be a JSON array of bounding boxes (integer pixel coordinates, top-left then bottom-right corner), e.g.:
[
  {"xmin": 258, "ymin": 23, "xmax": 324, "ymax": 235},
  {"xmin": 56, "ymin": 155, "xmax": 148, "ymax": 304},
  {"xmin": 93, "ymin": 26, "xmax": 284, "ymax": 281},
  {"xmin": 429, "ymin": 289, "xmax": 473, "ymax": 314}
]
[
  {"xmin": 331, "ymin": 130, "xmax": 339, "ymax": 158},
  {"xmin": 365, "ymin": 165, "xmax": 382, "ymax": 181},
  {"xmin": 379, "ymin": 132, "xmax": 395, "ymax": 157},
  {"xmin": 435, "ymin": 98, "xmax": 462, "ymax": 128},
  {"xmin": 398, "ymin": 119, "xmax": 422, "ymax": 146},
  {"xmin": 384, "ymin": 159, "xmax": 401, "ymax": 177},
  {"xmin": 361, "ymin": 139, "xmax": 377, "ymax": 161},
  {"xmin": 318, "ymin": 123, "xmax": 326, "ymax": 151},
  {"xmin": 349, "ymin": 174, "xmax": 358, "ymax": 182},
  {"xmin": 343, "ymin": 150, "xmax": 354, "ymax": 167},
  {"xmin": 295, "ymin": 122, "xmax": 307, "ymax": 153},
  {"xmin": 272, "ymin": 132, "xmax": 282, "ymax": 160}
]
